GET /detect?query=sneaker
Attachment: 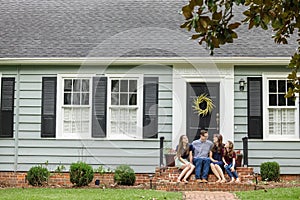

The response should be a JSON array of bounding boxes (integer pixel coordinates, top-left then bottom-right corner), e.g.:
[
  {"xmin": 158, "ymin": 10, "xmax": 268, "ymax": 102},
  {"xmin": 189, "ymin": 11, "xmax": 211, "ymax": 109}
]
[{"xmin": 196, "ymin": 179, "xmax": 203, "ymax": 183}]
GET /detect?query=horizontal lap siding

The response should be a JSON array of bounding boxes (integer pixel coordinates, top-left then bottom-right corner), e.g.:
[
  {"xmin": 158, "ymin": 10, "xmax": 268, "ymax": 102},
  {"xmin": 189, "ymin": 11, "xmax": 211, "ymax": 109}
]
[
  {"xmin": 0, "ymin": 65, "xmax": 172, "ymax": 173},
  {"xmin": 234, "ymin": 66, "xmax": 300, "ymax": 174}
]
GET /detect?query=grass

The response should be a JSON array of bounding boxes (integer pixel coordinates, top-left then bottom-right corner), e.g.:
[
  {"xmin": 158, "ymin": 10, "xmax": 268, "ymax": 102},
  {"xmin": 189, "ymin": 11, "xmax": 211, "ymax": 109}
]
[
  {"xmin": 236, "ymin": 187, "xmax": 300, "ymax": 200},
  {"xmin": 0, "ymin": 188, "xmax": 182, "ymax": 200}
]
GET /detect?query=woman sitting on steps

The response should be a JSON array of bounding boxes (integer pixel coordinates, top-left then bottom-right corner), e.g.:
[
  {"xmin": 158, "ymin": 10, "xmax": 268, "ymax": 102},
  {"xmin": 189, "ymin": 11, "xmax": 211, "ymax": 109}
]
[
  {"xmin": 209, "ymin": 134, "xmax": 227, "ymax": 183},
  {"xmin": 175, "ymin": 135, "xmax": 195, "ymax": 183}
]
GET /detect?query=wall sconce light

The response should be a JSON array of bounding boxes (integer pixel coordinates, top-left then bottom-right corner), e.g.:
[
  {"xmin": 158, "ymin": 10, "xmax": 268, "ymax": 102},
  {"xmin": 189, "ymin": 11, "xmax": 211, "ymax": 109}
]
[{"xmin": 239, "ymin": 78, "xmax": 246, "ymax": 91}]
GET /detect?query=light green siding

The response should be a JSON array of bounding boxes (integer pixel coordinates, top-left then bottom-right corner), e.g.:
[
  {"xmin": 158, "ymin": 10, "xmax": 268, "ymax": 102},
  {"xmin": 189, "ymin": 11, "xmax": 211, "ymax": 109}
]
[
  {"xmin": 234, "ymin": 66, "xmax": 300, "ymax": 174},
  {"xmin": 0, "ymin": 65, "xmax": 172, "ymax": 173}
]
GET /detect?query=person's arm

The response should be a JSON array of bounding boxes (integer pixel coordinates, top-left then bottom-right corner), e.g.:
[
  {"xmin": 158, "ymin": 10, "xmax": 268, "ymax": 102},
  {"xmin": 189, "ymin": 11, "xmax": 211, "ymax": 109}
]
[
  {"xmin": 230, "ymin": 158, "xmax": 236, "ymax": 172},
  {"xmin": 222, "ymin": 156, "xmax": 228, "ymax": 166},
  {"xmin": 189, "ymin": 144, "xmax": 194, "ymax": 163},
  {"xmin": 230, "ymin": 152, "xmax": 236, "ymax": 171},
  {"xmin": 209, "ymin": 151, "xmax": 216, "ymax": 162}
]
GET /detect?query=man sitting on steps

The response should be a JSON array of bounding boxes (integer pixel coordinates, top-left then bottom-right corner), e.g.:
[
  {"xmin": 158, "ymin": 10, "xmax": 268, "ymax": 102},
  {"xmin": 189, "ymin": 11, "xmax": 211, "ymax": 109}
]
[{"xmin": 192, "ymin": 130, "xmax": 213, "ymax": 183}]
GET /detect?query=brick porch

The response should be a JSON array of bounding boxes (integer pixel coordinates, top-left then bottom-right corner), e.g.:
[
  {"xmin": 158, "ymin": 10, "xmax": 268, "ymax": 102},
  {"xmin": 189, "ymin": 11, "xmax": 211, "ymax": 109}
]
[{"xmin": 154, "ymin": 167, "xmax": 256, "ymax": 191}]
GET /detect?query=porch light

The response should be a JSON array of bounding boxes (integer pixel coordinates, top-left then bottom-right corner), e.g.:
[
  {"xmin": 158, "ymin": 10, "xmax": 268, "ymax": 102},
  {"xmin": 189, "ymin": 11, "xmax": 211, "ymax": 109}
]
[{"xmin": 239, "ymin": 78, "xmax": 246, "ymax": 91}]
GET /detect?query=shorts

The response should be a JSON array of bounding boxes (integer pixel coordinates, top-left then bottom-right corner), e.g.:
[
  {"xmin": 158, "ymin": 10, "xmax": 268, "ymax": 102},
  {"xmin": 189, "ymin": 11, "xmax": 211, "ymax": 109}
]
[{"xmin": 175, "ymin": 157, "xmax": 189, "ymax": 168}]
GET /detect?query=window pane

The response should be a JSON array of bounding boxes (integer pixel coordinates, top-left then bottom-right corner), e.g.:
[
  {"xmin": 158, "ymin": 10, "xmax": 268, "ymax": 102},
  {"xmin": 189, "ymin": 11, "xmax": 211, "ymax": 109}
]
[
  {"xmin": 73, "ymin": 93, "xmax": 80, "ymax": 105},
  {"xmin": 73, "ymin": 80, "xmax": 81, "ymax": 92},
  {"xmin": 269, "ymin": 94, "xmax": 277, "ymax": 106},
  {"xmin": 111, "ymin": 80, "xmax": 119, "ymax": 92},
  {"xmin": 129, "ymin": 93, "xmax": 137, "ymax": 105},
  {"xmin": 287, "ymin": 80, "xmax": 293, "ymax": 91},
  {"xmin": 64, "ymin": 79, "xmax": 72, "ymax": 92},
  {"xmin": 82, "ymin": 79, "xmax": 89, "ymax": 92},
  {"xmin": 64, "ymin": 93, "xmax": 71, "ymax": 105},
  {"xmin": 111, "ymin": 93, "xmax": 119, "ymax": 105},
  {"xmin": 287, "ymin": 97, "xmax": 295, "ymax": 106},
  {"xmin": 129, "ymin": 80, "xmax": 137, "ymax": 92},
  {"xmin": 278, "ymin": 80, "xmax": 286, "ymax": 93},
  {"xmin": 81, "ymin": 93, "xmax": 89, "ymax": 105},
  {"xmin": 120, "ymin": 80, "xmax": 128, "ymax": 92},
  {"xmin": 269, "ymin": 80, "xmax": 277, "ymax": 93},
  {"xmin": 120, "ymin": 93, "xmax": 128, "ymax": 105},
  {"xmin": 278, "ymin": 94, "xmax": 286, "ymax": 106}
]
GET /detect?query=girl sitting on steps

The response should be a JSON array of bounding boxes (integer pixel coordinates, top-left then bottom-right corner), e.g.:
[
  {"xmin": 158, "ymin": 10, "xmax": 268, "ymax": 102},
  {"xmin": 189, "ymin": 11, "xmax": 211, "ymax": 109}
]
[
  {"xmin": 222, "ymin": 141, "xmax": 241, "ymax": 183},
  {"xmin": 175, "ymin": 135, "xmax": 195, "ymax": 183}
]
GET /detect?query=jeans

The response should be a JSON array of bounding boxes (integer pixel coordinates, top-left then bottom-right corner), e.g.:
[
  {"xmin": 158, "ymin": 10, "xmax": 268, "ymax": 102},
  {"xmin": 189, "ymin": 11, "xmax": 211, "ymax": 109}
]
[
  {"xmin": 193, "ymin": 157, "xmax": 210, "ymax": 180},
  {"xmin": 224, "ymin": 163, "xmax": 239, "ymax": 179}
]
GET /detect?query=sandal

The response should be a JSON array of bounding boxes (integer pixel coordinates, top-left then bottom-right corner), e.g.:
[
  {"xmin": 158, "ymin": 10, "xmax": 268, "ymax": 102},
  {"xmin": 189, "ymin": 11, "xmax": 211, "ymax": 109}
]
[{"xmin": 182, "ymin": 180, "xmax": 188, "ymax": 184}]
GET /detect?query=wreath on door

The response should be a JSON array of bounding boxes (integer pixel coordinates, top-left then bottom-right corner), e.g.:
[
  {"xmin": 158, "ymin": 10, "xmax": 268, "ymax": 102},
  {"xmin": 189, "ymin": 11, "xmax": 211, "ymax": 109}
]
[{"xmin": 193, "ymin": 94, "xmax": 215, "ymax": 116}]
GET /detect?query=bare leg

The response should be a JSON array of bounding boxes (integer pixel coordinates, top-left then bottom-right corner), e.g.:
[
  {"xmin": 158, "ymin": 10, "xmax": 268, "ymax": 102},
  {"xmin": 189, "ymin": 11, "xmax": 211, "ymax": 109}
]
[
  {"xmin": 215, "ymin": 165, "xmax": 226, "ymax": 182},
  {"xmin": 177, "ymin": 165, "xmax": 190, "ymax": 182},
  {"xmin": 210, "ymin": 163, "xmax": 221, "ymax": 182},
  {"xmin": 183, "ymin": 164, "xmax": 195, "ymax": 182}
]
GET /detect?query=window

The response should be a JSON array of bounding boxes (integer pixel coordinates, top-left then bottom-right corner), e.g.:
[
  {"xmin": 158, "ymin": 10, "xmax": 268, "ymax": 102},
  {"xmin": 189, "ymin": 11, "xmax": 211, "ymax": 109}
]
[
  {"xmin": 63, "ymin": 78, "xmax": 90, "ymax": 135},
  {"xmin": 264, "ymin": 75, "xmax": 299, "ymax": 140},
  {"xmin": 57, "ymin": 75, "xmax": 92, "ymax": 139},
  {"xmin": 107, "ymin": 75, "xmax": 142, "ymax": 139}
]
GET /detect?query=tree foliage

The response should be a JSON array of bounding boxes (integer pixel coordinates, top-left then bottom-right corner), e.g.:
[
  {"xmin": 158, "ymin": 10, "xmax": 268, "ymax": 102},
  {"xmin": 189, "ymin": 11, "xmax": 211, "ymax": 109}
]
[{"xmin": 181, "ymin": 0, "xmax": 300, "ymax": 97}]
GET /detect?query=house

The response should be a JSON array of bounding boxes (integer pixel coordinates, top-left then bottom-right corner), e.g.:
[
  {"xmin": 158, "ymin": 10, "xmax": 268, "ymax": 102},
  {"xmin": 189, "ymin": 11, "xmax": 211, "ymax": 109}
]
[{"xmin": 0, "ymin": 0, "xmax": 299, "ymax": 175}]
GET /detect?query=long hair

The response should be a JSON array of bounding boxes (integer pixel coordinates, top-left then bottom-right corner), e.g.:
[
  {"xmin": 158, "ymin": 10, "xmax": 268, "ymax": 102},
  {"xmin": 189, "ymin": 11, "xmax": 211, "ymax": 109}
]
[
  {"xmin": 177, "ymin": 135, "xmax": 189, "ymax": 157},
  {"xmin": 224, "ymin": 140, "xmax": 234, "ymax": 158},
  {"xmin": 211, "ymin": 134, "xmax": 223, "ymax": 154}
]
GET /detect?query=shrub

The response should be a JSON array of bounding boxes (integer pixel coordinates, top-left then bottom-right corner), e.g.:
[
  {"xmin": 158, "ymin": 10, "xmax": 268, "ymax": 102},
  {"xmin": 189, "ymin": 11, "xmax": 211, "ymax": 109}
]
[
  {"xmin": 114, "ymin": 165, "xmax": 136, "ymax": 186},
  {"xmin": 27, "ymin": 166, "xmax": 50, "ymax": 186},
  {"xmin": 260, "ymin": 161, "xmax": 280, "ymax": 181},
  {"xmin": 70, "ymin": 162, "xmax": 94, "ymax": 187}
]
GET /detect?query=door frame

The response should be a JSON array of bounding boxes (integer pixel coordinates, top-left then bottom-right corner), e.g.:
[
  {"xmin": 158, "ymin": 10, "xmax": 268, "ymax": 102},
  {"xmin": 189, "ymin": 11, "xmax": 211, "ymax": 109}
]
[{"xmin": 172, "ymin": 65, "xmax": 234, "ymax": 148}]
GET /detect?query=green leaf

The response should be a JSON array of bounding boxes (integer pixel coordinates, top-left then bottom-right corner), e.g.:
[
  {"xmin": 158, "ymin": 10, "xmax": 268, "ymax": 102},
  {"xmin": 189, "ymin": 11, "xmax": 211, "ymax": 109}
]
[
  {"xmin": 180, "ymin": 21, "xmax": 191, "ymax": 28},
  {"xmin": 228, "ymin": 22, "xmax": 241, "ymax": 29},
  {"xmin": 288, "ymin": 71, "xmax": 297, "ymax": 79},
  {"xmin": 212, "ymin": 11, "xmax": 222, "ymax": 21},
  {"xmin": 260, "ymin": 21, "xmax": 268, "ymax": 30},
  {"xmin": 191, "ymin": 34, "xmax": 202, "ymax": 40},
  {"xmin": 211, "ymin": 36, "xmax": 220, "ymax": 48},
  {"xmin": 182, "ymin": 5, "xmax": 193, "ymax": 20}
]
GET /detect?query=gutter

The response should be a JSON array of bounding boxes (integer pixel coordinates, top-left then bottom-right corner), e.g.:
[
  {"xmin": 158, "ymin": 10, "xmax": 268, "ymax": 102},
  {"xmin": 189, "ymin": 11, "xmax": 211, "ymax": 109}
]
[
  {"xmin": 14, "ymin": 66, "xmax": 20, "ymax": 172},
  {"xmin": 0, "ymin": 57, "xmax": 292, "ymax": 66}
]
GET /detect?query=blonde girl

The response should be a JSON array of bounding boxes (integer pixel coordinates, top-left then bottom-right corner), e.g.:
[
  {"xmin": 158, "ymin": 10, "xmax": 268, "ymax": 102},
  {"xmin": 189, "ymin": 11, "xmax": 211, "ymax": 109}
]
[
  {"xmin": 175, "ymin": 135, "xmax": 195, "ymax": 183},
  {"xmin": 222, "ymin": 141, "xmax": 241, "ymax": 183}
]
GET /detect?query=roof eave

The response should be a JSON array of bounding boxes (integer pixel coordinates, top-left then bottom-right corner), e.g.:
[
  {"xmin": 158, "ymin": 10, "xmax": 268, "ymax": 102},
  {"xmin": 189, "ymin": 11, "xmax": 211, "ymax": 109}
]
[{"xmin": 0, "ymin": 57, "xmax": 291, "ymax": 66}]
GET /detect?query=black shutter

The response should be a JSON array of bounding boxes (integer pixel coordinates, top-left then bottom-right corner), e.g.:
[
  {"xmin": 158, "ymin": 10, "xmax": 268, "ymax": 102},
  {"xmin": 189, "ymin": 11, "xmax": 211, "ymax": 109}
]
[
  {"xmin": 247, "ymin": 77, "xmax": 263, "ymax": 139},
  {"xmin": 92, "ymin": 77, "xmax": 107, "ymax": 138},
  {"xmin": 0, "ymin": 78, "xmax": 15, "ymax": 138},
  {"xmin": 143, "ymin": 77, "xmax": 158, "ymax": 138},
  {"xmin": 41, "ymin": 77, "xmax": 57, "ymax": 138}
]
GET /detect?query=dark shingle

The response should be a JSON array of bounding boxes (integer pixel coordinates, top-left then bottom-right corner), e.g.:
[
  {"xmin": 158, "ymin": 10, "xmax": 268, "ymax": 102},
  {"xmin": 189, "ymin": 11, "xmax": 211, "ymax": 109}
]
[{"xmin": 0, "ymin": 0, "xmax": 297, "ymax": 58}]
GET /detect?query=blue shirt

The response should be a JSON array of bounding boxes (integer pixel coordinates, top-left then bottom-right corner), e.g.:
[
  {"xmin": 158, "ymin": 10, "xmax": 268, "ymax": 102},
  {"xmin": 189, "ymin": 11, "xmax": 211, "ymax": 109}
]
[{"xmin": 192, "ymin": 139, "xmax": 213, "ymax": 158}]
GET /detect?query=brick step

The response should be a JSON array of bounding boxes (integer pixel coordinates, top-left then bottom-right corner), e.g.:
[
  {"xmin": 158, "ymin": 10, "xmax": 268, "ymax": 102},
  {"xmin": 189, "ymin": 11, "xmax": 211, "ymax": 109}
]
[
  {"xmin": 154, "ymin": 166, "xmax": 255, "ymax": 191},
  {"xmin": 155, "ymin": 181, "xmax": 255, "ymax": 192}
]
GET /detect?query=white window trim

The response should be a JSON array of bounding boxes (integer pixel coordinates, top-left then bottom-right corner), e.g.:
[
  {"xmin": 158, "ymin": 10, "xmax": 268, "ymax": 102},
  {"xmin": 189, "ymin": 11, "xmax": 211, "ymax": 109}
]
[
  {"xmin": 56, "ymin": 74, "xmax": 95, "ymax": 139},
  {"xmin": 262, "ymin": 72, "xmax": 299, "ymax": 141},
  {"xmin": 106, "ymin": 74, "xmax": 143, "ymax": 139}
]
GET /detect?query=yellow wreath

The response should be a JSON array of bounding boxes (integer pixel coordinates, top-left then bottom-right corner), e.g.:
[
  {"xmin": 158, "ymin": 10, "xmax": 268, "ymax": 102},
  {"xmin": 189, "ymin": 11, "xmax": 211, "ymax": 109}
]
[{"xmin": 193, "ymin": 94, "xmax": 215, "ymax": 116}]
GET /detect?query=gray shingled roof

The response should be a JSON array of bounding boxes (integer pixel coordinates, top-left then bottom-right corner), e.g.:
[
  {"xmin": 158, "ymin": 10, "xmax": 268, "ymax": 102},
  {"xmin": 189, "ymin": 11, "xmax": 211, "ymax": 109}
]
[{"xmin": 0, "ymin": 0, "xmax": 297, "ymax": 58}]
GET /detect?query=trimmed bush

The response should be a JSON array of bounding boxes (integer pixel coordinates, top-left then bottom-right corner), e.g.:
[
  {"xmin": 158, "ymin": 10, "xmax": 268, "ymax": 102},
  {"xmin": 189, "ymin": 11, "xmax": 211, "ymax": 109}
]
[
  {"xmin": 114, "ymin": 165, "xmax": 136, "ymax": 186},
  {"xmin": 27, "ymin": 166, "xmax": 50, "ymax": 186},
  {"xmin": 260, "ymin": 161, "xmax": 280, "ymax": 181},
  {"xmin": 70, "ymin": 162, "xmax": 94, "ymax": 187}
]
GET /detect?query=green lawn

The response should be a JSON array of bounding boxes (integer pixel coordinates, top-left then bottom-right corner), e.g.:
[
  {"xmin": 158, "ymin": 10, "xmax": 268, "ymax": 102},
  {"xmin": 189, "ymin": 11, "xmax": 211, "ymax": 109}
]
[
  {"xmin": 236, "ymin": 187, "xmax": 300, "ymax": 200},
  {"xmin": 0, "ymin": 188, "xmax": 182, "ymax": 200}
]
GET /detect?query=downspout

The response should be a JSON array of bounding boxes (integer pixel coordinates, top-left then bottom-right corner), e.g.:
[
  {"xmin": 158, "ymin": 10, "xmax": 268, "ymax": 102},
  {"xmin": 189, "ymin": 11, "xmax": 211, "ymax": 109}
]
[{"xmin": 14, "ymin": 66, "xmax": 21, "ymax": 172}]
